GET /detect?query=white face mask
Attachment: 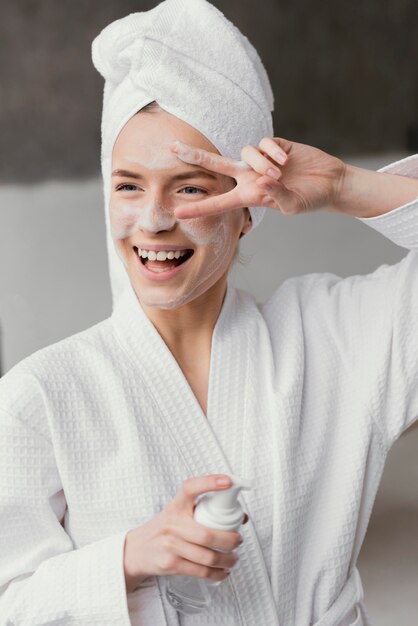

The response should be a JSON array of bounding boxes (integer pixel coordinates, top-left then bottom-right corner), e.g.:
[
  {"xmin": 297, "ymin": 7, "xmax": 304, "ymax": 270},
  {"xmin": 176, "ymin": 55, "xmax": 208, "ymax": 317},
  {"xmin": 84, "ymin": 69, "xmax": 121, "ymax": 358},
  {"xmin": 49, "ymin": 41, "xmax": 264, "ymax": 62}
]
[
  {"xmin": 110, "ymin": 199, "xmax": 176, "ymax": 241},
  {"xmin": 109, "ymin": 109, "xmax": 246, "ymax": 310},
  {"xmin": 110, "ymin": 193, "xmax": 241, "ymax": 310}
]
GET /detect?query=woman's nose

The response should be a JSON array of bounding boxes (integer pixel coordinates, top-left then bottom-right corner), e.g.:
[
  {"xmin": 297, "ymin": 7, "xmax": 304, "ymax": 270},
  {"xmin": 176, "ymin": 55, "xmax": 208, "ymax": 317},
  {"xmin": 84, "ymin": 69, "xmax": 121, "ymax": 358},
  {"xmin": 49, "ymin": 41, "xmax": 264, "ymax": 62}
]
[{"xmin": 138, "ymin": 202, "xmax": 176, "ymax": 233}]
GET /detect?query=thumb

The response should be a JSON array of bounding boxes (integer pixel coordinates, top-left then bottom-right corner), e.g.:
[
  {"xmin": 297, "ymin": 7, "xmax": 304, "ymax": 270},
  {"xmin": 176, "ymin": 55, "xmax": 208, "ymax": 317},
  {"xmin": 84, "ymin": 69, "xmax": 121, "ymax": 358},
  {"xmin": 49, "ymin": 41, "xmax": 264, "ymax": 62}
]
[
  {"xmin": 273, "ymin": 137, "xmax": 293, "ymax": 155},
  {"xmin": 172, "ymin": 474, "xmax": 232, "ymax": 513}
]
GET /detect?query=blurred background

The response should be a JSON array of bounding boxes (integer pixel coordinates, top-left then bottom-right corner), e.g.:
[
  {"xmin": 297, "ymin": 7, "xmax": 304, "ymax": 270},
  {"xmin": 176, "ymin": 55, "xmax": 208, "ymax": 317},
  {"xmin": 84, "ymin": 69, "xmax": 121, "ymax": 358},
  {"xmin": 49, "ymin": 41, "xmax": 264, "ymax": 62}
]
[{"xmin": 0, "ymin": 1, "xmax": 417, "ymax": 623}]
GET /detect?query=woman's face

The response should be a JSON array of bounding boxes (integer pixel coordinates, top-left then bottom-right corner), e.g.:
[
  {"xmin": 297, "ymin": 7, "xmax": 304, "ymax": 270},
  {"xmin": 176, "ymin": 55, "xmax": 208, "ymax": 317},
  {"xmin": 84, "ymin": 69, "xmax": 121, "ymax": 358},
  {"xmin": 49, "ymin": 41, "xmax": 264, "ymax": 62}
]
[{"xmin": 110, "ymin": 108, "xmax": 251, "ymax": 309}]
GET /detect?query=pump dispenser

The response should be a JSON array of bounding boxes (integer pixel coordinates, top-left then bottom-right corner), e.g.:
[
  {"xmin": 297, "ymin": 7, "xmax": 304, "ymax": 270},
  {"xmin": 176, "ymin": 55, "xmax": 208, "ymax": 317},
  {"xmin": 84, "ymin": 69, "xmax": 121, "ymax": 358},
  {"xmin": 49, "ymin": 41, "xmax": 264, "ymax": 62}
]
[{"xmin": 165, "ymin": 474, "xmax": 252, "ymax": 614}]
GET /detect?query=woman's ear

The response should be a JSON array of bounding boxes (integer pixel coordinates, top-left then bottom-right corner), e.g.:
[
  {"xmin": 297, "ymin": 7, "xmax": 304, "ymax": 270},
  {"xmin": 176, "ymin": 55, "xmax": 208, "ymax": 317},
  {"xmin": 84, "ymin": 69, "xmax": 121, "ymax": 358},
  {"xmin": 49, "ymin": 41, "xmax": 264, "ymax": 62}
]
[{"xmin": 239, "ymin": 208, "xmax": 252, "ymax": 239}]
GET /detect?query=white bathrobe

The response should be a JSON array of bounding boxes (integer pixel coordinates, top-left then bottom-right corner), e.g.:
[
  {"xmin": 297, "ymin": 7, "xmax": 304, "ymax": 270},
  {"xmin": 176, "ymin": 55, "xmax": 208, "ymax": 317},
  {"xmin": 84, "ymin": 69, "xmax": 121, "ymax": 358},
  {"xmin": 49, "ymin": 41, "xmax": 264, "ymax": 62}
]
[{"xmin": 1, "ymin": 155, "xmax": 417, "ymax": 626}]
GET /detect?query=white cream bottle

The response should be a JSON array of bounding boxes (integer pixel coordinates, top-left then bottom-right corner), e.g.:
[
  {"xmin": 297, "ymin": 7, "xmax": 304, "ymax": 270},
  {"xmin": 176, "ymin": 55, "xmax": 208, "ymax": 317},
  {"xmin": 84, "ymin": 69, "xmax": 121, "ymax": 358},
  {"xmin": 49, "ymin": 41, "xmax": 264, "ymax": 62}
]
[{"xmin": 165, "ymin": 474, "xmax": 252, "ymax": 614}]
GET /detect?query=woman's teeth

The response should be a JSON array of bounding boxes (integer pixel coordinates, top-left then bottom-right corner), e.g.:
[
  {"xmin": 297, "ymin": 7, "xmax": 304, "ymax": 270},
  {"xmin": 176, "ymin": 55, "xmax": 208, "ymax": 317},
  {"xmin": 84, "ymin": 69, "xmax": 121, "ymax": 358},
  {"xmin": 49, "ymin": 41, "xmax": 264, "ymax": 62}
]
[
  {"xmin": 136, "ymin": 247, "xmax": 192, "ymax": 273},
  {"xmin": 138, "ymin": 248, "xmax": 188, "ymax": 261}
]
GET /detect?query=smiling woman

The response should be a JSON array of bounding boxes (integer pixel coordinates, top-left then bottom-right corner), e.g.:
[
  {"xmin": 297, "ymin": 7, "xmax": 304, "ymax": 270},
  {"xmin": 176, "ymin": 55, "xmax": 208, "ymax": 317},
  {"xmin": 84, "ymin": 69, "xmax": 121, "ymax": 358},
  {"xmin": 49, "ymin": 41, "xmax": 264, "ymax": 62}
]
[
  {"xmin": 1, "ymin": 0, "xmax": 418, "ymax": 625},
  {"xmin": 109, "ymin": 105, "xmax": 251, "ymax": 312}
]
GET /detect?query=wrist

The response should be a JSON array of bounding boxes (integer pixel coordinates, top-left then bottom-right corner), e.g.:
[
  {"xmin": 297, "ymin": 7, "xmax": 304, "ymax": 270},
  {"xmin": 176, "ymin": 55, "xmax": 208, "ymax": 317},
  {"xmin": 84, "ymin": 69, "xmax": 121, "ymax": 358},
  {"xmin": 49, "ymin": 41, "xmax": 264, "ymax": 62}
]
[
  {"xmin": 331, "ymin": 163, "xmax": 418, "ymax": 218},
  {"xmin": 331, "ymin": 164, "xmax": 375, "ymax": 216},
  {"xmin": 123, "ymin": 531, "xmax": 147, "ymax": 593}
]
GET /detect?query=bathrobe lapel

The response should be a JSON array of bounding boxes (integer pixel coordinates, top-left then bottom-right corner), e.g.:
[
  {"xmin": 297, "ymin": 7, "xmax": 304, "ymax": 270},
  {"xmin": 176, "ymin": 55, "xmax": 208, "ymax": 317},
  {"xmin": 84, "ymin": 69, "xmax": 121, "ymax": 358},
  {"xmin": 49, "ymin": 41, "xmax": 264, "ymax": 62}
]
[{"xmin": 112, "ymin": 284, "xmax": 281, "ymax": 625}]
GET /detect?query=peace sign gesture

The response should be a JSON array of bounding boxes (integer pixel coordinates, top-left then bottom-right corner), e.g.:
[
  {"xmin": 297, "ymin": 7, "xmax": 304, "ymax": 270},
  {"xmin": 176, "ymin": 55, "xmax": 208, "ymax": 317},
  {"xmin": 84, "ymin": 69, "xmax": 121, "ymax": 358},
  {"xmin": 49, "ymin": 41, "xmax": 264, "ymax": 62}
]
[{"xmin": 171, "ymin": 137, "xmax": 346, "ymax": 219}]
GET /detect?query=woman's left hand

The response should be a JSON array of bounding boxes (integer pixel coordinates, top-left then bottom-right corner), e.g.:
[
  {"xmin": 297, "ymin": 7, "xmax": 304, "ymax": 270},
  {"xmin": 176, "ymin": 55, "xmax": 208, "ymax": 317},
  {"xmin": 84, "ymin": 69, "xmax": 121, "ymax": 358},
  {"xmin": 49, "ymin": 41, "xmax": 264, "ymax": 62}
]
[{"xmin": 170, "ymin": 137, "xmax": 347, "ymax": 219}]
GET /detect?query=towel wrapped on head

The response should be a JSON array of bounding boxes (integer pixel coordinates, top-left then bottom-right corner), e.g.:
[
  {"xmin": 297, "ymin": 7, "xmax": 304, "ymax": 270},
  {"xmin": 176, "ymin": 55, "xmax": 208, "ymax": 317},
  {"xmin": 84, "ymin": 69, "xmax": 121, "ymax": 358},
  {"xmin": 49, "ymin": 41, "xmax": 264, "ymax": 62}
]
[{"xmin": 91, "ymin": 0, "xmax": 274, "ymax": 305}]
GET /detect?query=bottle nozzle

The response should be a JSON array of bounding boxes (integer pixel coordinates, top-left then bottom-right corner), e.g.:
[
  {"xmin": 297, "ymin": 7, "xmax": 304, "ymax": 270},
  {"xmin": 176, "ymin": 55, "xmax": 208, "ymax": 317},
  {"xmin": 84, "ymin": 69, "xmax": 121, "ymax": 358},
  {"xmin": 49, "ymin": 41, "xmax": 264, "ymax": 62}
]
[
  {"xmin": 211, "ymin": 474, "xmax": 252, "ymax": 510},
  {"xmin": 199, "ymin": 473, "xmax": 252, "ymax": 526}
]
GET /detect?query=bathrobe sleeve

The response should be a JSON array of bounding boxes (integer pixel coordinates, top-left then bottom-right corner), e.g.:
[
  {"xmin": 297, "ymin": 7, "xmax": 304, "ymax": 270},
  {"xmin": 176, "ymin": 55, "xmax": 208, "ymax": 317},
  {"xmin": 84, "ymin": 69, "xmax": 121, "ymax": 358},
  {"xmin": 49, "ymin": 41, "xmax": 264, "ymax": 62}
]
[
  {"xmin": 302, "ymin": 154, "xmax": 418, "ymax": 453},
  {"xmin": 0, "ymin": 365, "xmax": 132, "ymax": 626}
]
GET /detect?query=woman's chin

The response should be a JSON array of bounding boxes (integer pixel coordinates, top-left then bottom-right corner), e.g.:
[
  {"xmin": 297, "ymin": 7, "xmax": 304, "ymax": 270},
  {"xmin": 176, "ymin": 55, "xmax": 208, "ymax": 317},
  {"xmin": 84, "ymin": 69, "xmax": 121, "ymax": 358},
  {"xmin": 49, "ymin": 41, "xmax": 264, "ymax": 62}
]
[
  {"xmin": 143, "ymin": 299, "xmax": 186, "ymax": 311},
  {"xmin": 129, "ymin": 269, "xmax": 226, "ymax": 312},
  {"xmin": 133, "ymin": 286, "xmax": 193, "ymax": 311}
]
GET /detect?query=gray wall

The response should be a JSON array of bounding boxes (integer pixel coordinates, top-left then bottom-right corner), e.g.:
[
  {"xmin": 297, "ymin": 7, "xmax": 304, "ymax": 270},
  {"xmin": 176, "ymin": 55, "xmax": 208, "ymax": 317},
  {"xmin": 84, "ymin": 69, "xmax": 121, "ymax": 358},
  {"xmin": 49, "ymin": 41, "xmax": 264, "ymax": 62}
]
[{"xmin": 1, "ymin": 0, "xmax": 417, "ymax": 183}]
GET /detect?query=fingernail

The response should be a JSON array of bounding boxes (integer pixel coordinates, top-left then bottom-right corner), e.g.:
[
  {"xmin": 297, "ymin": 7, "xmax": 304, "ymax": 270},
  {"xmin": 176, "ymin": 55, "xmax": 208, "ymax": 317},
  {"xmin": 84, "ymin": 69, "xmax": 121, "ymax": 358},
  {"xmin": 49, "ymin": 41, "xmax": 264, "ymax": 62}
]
[
  {"xmin": 261, "ymin": 183, "xmax": 273, "ymax": 191},
  {"xmin": 275, "ymin": 151, "xmax": 287, "ymax": 164},
  {"xmin": 267, "ymin": 167, "xmax": 281, "ymax": 180},
  {"xmin": 216, "ymin": 477, "xmax": 231, "ymax": 485}
]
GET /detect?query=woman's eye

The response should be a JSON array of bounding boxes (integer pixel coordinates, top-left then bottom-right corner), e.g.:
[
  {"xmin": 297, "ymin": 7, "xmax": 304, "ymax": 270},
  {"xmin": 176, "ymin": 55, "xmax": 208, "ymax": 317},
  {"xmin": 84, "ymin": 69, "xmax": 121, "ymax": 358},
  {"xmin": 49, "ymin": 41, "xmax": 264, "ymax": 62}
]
[
  {"xmin": 115, "ymin": 184, "xmax": 207, "ymax": 194},
  {"xmin": 115, "ymin": 183, "xmax": 139, "ymax": 192},
  {"xmin": 179, "ymin": 186, "xmax": 207, "ymax": 195}
]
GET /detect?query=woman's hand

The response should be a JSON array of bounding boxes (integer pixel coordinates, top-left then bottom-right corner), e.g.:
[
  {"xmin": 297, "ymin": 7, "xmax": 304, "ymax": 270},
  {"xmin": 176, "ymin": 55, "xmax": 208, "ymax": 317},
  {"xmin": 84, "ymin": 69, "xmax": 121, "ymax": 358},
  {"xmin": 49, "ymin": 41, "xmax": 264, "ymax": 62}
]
[
  {"xmin": 170, "ymin": 137, "xmax": 346, "ymax": 219},
  {"xmin": 123, "ymin": 474, "xmax": 248, "ymax": 594}
]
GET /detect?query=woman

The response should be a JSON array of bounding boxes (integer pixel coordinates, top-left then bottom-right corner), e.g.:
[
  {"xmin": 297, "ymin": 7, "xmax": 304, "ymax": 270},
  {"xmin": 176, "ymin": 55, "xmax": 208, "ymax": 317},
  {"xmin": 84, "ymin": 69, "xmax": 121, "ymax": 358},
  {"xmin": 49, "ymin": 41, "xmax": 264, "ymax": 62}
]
[{"xmin": 1, "ymin": 1, "xmax": 417, "ymax": 625}]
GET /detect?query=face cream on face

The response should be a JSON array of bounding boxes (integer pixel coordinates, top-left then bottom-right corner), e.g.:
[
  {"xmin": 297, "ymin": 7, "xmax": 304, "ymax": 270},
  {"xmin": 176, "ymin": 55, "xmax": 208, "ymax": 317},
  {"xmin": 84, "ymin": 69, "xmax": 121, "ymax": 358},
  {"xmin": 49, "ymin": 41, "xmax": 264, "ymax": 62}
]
[
  {"xmin": 124, "ymin": 144, "xmax": 180, "ymax": 171},
  {"xmin": 110, "ymin": 108, "xmax": 247, "ymax": 310},
  {"xmin": 110, "ymin": 200, "xmax": 176, "ymax": 240},
  {"xmin": 111, "ymin": 192, "xmax": 241, "ymax": 310},
  {"xmin": 134, "ymin": 212, "xmax": 237, "ymax": 310}
]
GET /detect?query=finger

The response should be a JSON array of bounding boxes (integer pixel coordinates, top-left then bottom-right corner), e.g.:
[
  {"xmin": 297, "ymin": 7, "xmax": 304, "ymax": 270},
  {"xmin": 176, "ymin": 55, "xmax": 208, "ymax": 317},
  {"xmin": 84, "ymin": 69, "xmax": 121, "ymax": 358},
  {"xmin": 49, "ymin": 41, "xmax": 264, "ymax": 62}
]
[
  {"xmin": 174, "ymin": 188, "xmax": 245, "ymax": 219},
  {"xmin": 241, "ymin": 145, "xmax": 282, "ymax": 180},
  {"xmin": 259, "ymin": 136, "xmax": 288, "ymax": 165},
  {"xmin": 166, "ymin": 555, "xmax": 231, "ymax": 581},
  {"xmin": 256, "ymin": 174, "xmax": 280, "ymax": 189},
  {"xmin": 170, "ymin": 140, "xmax": 242, "ymax": 178},
  {"xmin": 172, "ymin": 474, "xmax": 232, "ymax": 511},
  {"xmin": 172, "ymin": 536, "xmax": 239, "ymax": 571},
  {"xmin": 273, "ymin": 137, "xmax": 293, "ymax": 155},
  {"xmin": 256, "ymin": 177, "xmax": 302, "ymax": 215},
  {"xmin": 172, "ymin": 515, "xmax": 242, "ymax": 552}
]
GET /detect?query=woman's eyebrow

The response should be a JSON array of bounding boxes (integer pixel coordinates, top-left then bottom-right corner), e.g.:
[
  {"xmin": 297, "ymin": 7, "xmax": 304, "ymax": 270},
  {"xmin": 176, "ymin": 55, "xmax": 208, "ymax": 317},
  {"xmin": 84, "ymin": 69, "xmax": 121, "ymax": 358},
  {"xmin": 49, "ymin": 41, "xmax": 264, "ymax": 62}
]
[{"xmin": 111, "ymin": 168, "xmax": 218, "ymax": 182}]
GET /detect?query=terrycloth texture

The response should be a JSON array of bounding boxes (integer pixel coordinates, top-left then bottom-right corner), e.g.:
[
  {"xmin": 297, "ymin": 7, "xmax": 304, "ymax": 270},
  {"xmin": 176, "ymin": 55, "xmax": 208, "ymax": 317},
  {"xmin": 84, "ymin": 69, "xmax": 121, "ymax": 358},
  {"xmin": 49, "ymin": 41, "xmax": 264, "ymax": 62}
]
[
  {"xmin": 91, "ymin": 0, "xmax": 274, "ymax": 306},
  {"xmin": 0, "ymin": 155, "xmax": 417, "ymax": 625}
]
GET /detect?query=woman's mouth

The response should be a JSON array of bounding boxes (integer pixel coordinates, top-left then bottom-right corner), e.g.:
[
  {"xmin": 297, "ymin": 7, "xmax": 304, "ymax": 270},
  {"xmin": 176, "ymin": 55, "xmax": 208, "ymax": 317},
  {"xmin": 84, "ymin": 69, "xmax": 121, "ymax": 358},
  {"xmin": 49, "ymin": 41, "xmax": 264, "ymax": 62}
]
[{"xmin": 133, "ymin": 246, "xmax": 194, "ymax": 280}]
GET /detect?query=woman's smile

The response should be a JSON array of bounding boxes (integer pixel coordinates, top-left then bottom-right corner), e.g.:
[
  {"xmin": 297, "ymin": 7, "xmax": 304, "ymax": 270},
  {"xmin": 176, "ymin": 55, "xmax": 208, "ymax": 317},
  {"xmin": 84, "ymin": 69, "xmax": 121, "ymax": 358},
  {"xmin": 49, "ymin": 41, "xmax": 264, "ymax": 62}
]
[{"xmin": 134, "ymin": 245, "xmax": 195, "ymax": 281}]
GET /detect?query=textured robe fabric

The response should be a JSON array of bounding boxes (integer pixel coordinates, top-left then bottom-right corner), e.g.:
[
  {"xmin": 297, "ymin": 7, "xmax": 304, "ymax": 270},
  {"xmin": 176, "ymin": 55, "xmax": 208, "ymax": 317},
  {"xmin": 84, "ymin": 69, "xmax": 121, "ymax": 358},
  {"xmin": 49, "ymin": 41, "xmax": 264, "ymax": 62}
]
[{"xmin": 0, "ymin": 155, "xmax": 418, "ymax": 626}]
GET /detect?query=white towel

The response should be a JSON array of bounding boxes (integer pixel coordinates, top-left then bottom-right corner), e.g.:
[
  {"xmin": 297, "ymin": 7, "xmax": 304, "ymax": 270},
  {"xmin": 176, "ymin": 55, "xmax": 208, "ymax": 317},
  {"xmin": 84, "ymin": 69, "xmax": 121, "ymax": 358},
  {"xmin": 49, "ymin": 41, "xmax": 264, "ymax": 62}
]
[{"xmin": 91, "ymin": 0, "xmax": 274, "ymax": 306}]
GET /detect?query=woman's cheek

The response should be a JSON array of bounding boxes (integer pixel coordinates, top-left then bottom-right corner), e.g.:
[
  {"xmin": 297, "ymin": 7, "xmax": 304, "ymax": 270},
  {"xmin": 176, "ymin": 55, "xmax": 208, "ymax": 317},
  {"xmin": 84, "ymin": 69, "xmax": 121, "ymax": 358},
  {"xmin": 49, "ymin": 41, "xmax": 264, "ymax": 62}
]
[
  {"xmin": 180, "ymin": 214, "xmax": 237, "ymax": 291},
  {"xmin": 178, "ymin": 213, "xmax": 233, "ymax": 253},
  {"xmin": 109, "ymin": 200, "xmax": 141, "ymax": 240}
]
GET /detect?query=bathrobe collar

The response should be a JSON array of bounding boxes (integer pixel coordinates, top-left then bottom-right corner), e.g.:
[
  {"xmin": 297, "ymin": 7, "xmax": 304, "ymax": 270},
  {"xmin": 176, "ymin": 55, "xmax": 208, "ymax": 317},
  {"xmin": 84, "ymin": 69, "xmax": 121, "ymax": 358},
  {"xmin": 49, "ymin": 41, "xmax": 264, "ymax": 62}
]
[{"xmin": 111, "ymin": 281, "xmax": 281, "ymax": 624}]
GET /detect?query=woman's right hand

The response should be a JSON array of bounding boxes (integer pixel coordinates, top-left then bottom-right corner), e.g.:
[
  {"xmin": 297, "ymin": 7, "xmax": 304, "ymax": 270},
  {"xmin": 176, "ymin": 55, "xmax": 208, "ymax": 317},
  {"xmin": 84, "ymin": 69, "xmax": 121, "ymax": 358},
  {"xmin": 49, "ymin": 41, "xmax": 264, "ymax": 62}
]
[{"xmin": 123, "ymin": 474, "xmax": 248, "ymax": 594}]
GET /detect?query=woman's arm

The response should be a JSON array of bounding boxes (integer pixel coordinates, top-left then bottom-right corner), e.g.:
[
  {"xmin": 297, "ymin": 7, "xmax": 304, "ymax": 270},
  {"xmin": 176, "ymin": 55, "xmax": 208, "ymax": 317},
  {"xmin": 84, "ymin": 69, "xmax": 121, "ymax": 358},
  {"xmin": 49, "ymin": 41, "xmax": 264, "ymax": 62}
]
[
  {"xmin": 331, "ymin": 162, "xmax": 418, "ymax": 218},
  {"xmin": 170, "ymin": 140, "xmax": 418, "ymax": 451},
  {"xmin": 169, "ymin": 138, "xmax": 418, "ymax": 220},
  {"xmin": 0, "ymin": 366, "xmax": 132, "ymax": 625}
]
